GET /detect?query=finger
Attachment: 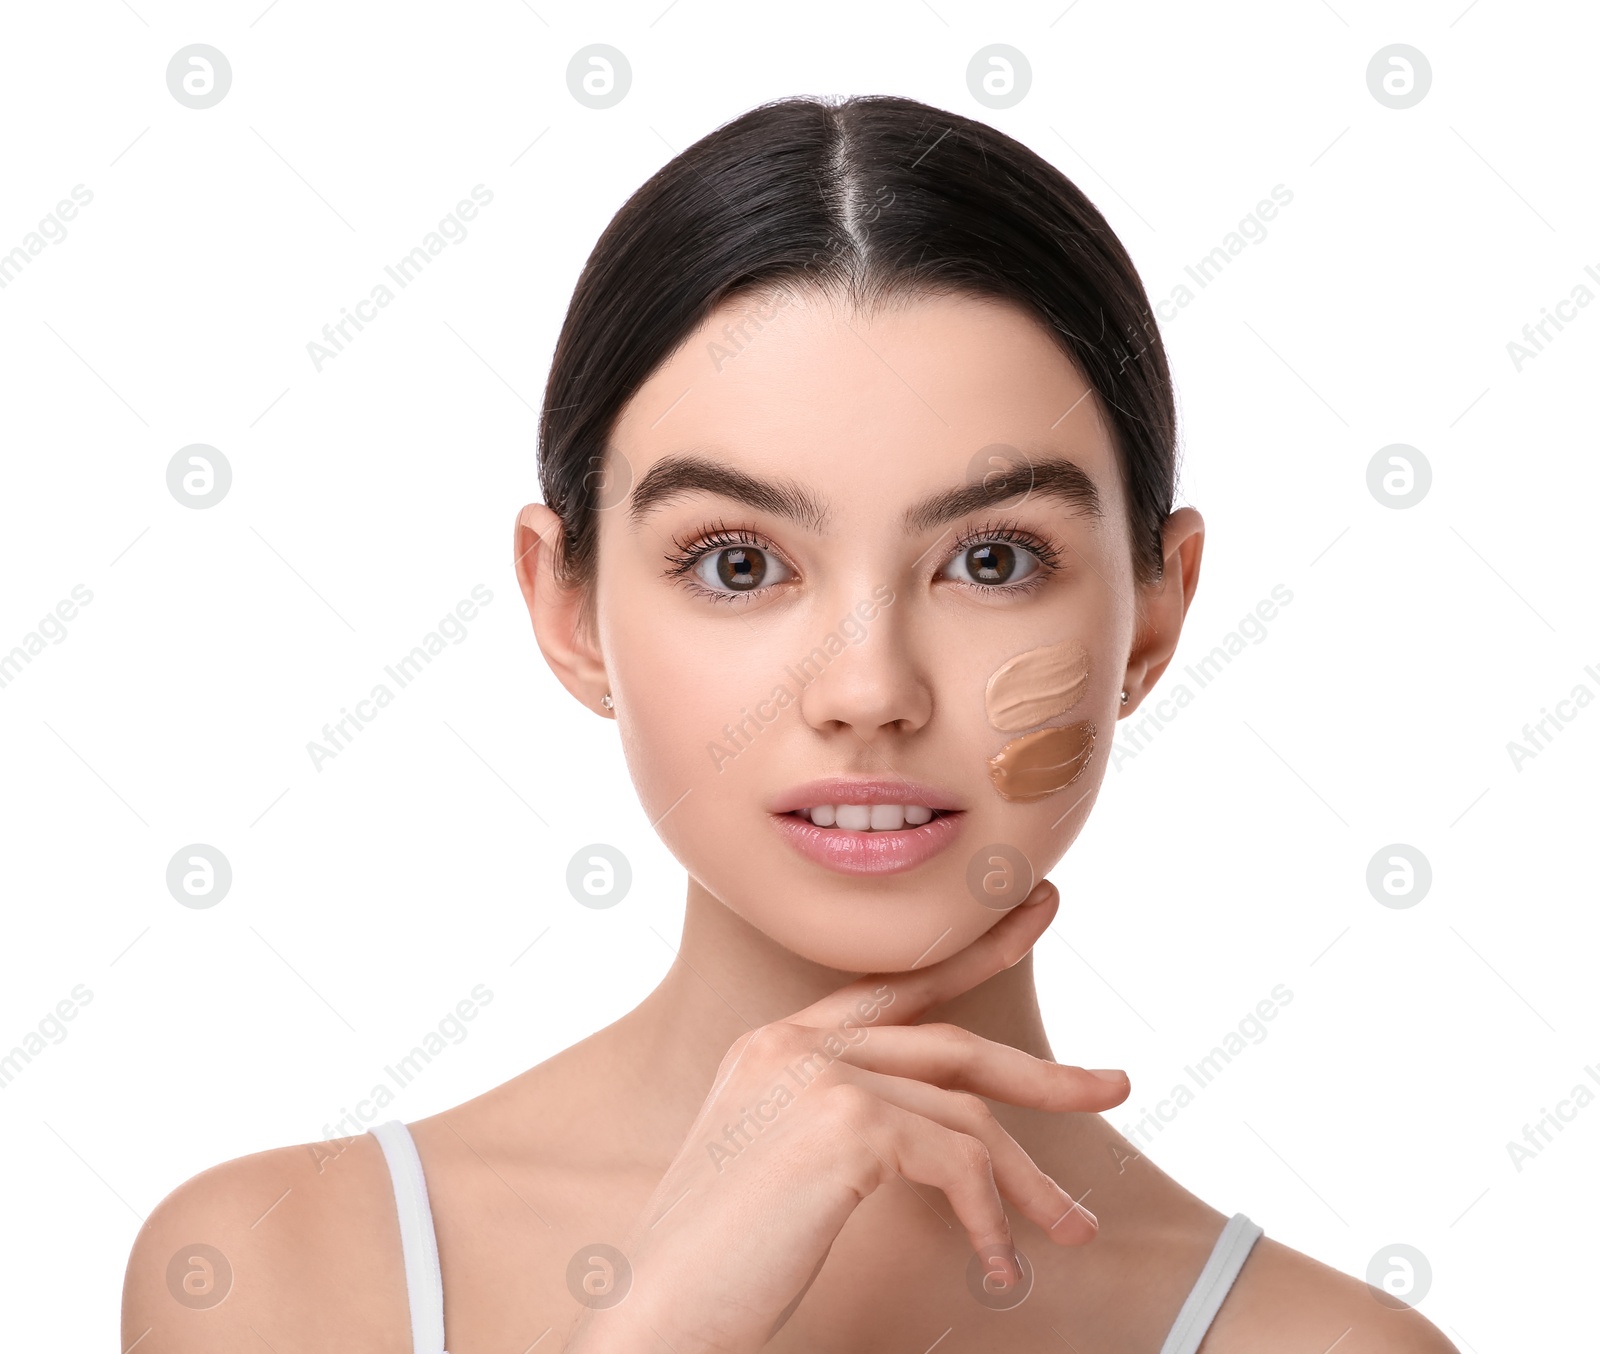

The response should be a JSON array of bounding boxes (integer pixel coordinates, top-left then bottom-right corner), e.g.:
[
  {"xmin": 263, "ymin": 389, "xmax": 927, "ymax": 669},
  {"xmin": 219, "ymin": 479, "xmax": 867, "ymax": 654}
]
[
  {"xmin": 822, "ymin": 1022, "xmax": 1130, "ymax": 1115},
  {"xmin": 789, "ymin": 880, "xmax": 1060, "ymax": 1032},
  {"xmin": 845, "ymin": 1067, "xmax": 1099, "ymax": 1243},
  {"xmin": 821, "ymin": 1082, "xmax": 1023, "ymax": 1277}
]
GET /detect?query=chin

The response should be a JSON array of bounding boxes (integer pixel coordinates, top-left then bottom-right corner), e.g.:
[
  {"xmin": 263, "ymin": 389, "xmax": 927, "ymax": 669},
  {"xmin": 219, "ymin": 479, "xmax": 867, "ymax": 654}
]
[
  {"xmin": 653, "ymin": 779, "xmax": 1083, "ymax": 974},
  {"xmin": 719, "ymin": 873, "xmax": 1004, "ymax": 976}
]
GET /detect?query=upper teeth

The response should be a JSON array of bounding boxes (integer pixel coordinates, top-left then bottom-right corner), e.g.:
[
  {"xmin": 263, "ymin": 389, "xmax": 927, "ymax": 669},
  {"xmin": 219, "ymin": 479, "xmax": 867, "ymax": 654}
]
[{"xmin": 801, "ymin": 804, "xmax": 936, "ymax": 830}]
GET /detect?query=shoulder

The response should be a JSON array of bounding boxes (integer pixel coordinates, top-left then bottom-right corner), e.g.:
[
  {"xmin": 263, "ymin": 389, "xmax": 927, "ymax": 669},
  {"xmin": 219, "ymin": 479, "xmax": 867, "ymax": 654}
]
[
  {"xmin": 121, "ymin": 1129, "xmax": 410, "ymax": 1353},
  {"xmin": 1201, "ymin": 1233, "xmax": 1459, "ymax": 1353}
]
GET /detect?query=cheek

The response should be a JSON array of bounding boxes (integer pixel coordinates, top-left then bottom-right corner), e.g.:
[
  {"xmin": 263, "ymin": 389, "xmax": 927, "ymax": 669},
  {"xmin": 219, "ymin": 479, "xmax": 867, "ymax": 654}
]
[
  {"xmin": 980, "ymin": 637, "xmax": 1100, "ymax": 802},
  {"xmin": 987, "ymin": 722, "xmax": 1097, "ymax": 801},
  {"xmin": 609, "ymin": 606, "xmax": 794, "ymax": 822},
  {"xmin": 984, "ymin": 637, "xmax": 1088, "ymax": 730}
]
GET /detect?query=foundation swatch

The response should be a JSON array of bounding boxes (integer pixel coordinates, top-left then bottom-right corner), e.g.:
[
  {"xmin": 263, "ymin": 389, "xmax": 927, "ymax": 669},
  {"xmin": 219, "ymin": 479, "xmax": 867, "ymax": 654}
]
[
  {"xmin": 987, "ymin": 721, "xmax": 1096, "ymax": 802},
  {"xmin": 985, "ymin": 639, "xmax": 1089, "ymax": 732}
]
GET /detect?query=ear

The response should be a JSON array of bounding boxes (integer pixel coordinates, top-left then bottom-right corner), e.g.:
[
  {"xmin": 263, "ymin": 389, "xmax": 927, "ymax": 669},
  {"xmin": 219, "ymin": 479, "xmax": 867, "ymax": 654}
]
[
  {"xmin": 512, "ymin": 503, "xmax": 614, "ymax": 719},
  {"xmin": 1120, "ymin": 506, "xmax": 1204, "ymax": 715}
]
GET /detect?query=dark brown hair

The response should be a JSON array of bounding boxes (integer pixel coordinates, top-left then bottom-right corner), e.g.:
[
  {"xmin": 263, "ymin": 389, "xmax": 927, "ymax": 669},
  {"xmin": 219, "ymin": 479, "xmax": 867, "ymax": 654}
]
[{"xmin": 538, "ymin": 94, "xmax": 1177, "ymax": 591}]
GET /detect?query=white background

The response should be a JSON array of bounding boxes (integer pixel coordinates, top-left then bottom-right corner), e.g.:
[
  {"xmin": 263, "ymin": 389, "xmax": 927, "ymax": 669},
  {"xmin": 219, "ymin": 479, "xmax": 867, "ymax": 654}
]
[{"xmin": 1, "ymin": 1, "xmax": 1595, "ymax": 1348}]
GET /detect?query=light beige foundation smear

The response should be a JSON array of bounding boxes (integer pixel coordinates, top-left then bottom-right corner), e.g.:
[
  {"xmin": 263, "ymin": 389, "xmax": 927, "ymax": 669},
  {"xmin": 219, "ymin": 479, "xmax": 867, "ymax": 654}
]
[
  {"xmin": 985, "ymin": 638, "xmax": 1090, "ymax": 732},
  {"xmin": 987, "ymin": 722, "xmax": 1096, "ymax": 802}
]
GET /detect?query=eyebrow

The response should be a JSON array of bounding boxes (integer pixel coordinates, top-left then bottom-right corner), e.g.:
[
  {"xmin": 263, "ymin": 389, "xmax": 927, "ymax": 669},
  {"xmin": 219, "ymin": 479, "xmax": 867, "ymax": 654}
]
[
  {"xmin": 628, "ymin": 454, "xmax": 831, "ymax": 532},
  {"xmin": 625, "ymin": 450, "xmax": 1103, "ymax": 534},
  {"xmin": 901, "ymin": 454, "xmax": 1103, "ymax": 533}
]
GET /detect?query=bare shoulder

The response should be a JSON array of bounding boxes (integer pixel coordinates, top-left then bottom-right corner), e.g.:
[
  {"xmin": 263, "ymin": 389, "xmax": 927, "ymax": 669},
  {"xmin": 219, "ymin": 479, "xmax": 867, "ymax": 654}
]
[
  {"xmin": 121, "ymin": 1130, "xmax": 409, "ymax": 1353},
  {"xmin": 1201, "ymin": 1234, "xmax": 1459, "ymax": 1354}
]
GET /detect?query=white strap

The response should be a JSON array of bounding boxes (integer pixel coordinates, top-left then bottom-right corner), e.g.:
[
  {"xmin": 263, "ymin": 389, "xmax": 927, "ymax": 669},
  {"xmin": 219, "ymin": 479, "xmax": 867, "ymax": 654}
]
[
  {"xmin": 371, "ymin": 1119, "xmax": 448, "ymax": 1354},
  {"xmin": 1158, "ymin": 1212, "xmax": 1263, "ymax": 1354}
]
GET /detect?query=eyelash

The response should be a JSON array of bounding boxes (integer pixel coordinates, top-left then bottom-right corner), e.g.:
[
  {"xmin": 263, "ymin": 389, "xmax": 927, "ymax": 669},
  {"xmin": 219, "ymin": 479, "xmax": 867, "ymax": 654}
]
[
  {"xmin": 947, "ymin": 517, "xmax": 1063, "ymax": 592},
  {"xmin": 662, "ymin": 520, "xmax": 792, "ymax": 604},
  {"xmin": 661, "ymin": 516, "xmax": 1063, "ymax": 600}
]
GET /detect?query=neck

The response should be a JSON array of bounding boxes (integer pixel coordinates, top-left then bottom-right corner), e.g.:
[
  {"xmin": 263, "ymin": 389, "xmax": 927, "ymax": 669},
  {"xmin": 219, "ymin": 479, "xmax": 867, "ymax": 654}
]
[{"xmin": 613, "ymin": 876, "xmax": 1057, "ymax": 1153}]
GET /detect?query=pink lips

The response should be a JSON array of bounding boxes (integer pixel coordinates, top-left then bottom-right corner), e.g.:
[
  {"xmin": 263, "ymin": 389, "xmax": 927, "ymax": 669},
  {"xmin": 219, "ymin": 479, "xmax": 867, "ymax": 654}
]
[
  {"xmin": 766, "ymin": 777, "xmax": 962, "ymax": 816},
  {"xmin": 766, "ymin": 777, "xmax": 966, "ymax": 877}
]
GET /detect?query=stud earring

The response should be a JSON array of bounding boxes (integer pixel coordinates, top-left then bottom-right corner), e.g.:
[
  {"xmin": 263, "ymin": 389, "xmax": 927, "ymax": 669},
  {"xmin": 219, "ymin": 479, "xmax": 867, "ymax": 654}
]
[
  {"xmin": 1120, "ymin": 689, "xmax": 1129, "ymax": 704},
  {"xmin": 601, "ymin": 692, "xmax": 614, "ymax": 710}
]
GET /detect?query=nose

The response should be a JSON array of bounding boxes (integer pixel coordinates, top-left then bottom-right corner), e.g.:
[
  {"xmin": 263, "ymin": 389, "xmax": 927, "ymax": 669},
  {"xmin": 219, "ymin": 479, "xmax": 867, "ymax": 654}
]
[{"xmin": 794, "ymin": 595, "xmax": 933, "ymax": 740}]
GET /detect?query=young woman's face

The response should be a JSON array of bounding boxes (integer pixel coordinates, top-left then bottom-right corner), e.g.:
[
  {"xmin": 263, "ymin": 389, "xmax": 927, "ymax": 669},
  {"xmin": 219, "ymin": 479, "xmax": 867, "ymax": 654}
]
[{"xmin": 569, "ymin": 289, "xmax": 1186, "ymax": 973}]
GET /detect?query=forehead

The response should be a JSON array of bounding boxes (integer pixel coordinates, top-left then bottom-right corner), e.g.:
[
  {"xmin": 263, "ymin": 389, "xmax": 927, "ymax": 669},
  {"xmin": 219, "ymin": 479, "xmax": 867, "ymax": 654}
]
[{"xmin": 608, "ymin": 289, "xmax": 1123, "ymax": 521}]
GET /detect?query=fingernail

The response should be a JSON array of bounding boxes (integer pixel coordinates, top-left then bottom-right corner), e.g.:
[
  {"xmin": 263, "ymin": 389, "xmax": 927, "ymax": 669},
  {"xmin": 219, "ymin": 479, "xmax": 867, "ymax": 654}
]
[
  {"xmin": 1023, "ymin": 881, "xmax": 1053, "ymax": 905},
  {"xmin": 1088, "ymin": 1068, "xmax": 1126, "ymax": 1083},
  {"xmin": 1053, "ymin": 1182, "xmax": 1098, "ymax": 1227},
  {"xmin": 1052, "ymin": 1181, "xmax": 1092, "ymax": 1224}
]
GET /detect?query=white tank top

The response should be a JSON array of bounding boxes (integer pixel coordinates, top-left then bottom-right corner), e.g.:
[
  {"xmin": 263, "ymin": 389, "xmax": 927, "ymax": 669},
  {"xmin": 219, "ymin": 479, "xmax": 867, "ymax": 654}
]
[{"xmin": 370, "ymin": 1118, "xmax": 1263, "ymax": 1353}]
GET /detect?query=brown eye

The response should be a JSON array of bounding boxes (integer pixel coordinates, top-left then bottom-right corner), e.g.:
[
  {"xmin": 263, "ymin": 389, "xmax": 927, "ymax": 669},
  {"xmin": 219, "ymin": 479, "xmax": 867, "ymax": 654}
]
[
  {"xmin": 941, "ymin": 540, "xmax": 1042, "ymax": 587},
  {"xmin": 717, "ymin": 547, "xmax": 763, "ymax": 589},
  {"xmin": 969, "ymin": 543, "xmax": 1015, "ymax": 583},
  {"xmin": 692, "ymin": 545, "xmax": 791, "ymax": 594}
]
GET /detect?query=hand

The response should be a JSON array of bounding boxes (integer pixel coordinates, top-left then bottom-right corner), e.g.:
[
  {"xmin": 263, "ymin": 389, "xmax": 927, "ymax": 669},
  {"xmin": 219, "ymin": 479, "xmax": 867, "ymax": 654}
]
[{"xmin": 563, "ymin": 880, "xmax": 1131, "ymax": 1353}]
